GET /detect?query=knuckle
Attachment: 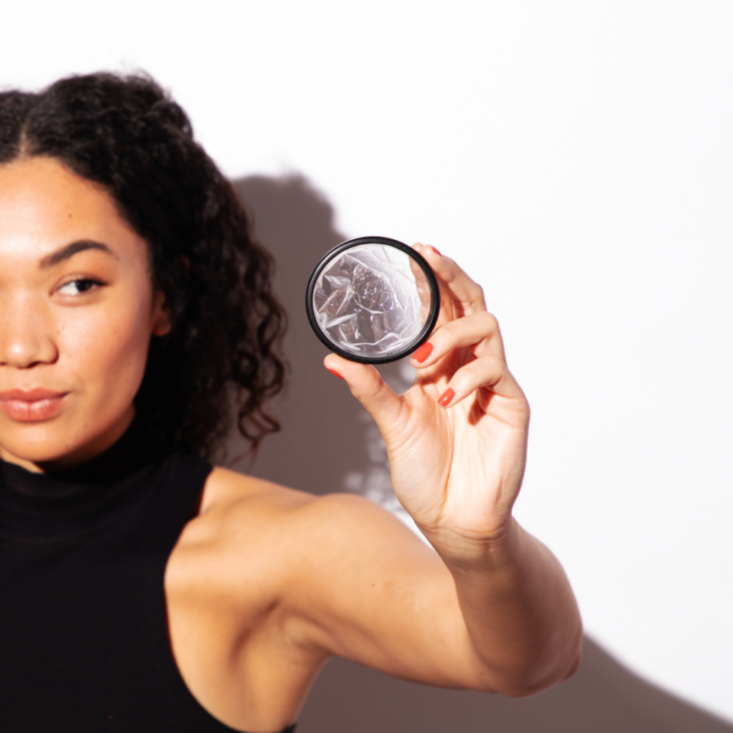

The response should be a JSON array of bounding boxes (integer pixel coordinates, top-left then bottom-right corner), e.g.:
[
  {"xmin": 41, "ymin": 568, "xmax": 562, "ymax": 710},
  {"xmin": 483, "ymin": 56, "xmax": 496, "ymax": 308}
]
[
  {"xmin": 440, "ymin": 260, "xmax": 459, "ymax": 283},
  {"xmin": 478, "ymin": 310, "xmax": 499, "ymax": 333},
  {"xmin": 483, "ymin": 352, "xmax": 504, "ymax": 368},
  {"xmin": 479, "ymin": 353, "xmax": 505, "ymax": 378}
]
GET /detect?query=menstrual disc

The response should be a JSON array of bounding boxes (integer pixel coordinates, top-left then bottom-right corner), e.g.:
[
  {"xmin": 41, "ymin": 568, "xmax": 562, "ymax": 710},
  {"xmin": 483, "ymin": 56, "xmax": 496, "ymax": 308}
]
[{"xmin": 306, "ymin": 236, "xmax": 440, "ymax": 364}]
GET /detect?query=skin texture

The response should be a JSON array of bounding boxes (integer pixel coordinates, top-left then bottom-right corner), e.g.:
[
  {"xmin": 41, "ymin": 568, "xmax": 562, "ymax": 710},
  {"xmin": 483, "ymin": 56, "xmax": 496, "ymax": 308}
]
[{"xmin": 0, "ymin": 157, "xmax": 583, "ymax": 733}]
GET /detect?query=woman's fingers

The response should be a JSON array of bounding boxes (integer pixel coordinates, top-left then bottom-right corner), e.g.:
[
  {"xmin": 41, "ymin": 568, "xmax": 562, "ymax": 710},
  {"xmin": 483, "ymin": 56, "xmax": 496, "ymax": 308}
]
[
  {"xmin": 415, "ymin": 244, "xmax": 487, "ymax": 317},
  {"xmin": 323, "ymin": 354, "xmax": 404, "ymax": 434},
  {"xmin": 435, "ymin": 354, "xmax": 524, "ymax": 410},
  {"xmin": 411, "ymin": 311, "xmax": 506, "ymax": 367},
  {"xmin": 326, "ymin": 245, "xmax": 511, "ymax": 418}
]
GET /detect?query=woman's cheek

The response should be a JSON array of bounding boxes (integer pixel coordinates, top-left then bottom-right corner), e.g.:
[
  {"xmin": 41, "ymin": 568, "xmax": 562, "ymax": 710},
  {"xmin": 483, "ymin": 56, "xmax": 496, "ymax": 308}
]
[{"xmin": 62, "ymin": 297, "xmax": 153, "ymax": 407}]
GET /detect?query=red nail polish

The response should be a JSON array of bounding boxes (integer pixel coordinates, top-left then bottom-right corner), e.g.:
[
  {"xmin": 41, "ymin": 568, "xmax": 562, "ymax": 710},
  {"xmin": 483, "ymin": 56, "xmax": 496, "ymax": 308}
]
[
  {"xmin": 427, "ymin": 245, "xmax": 442, "ymax": 256},
  {"xmin": 413, "ymin": 342, "xmax": 434, "ymax": 363},
  {"xmin": 327, "ymin": 368, "xmax": 345, "ymax": 381},
  {"xmin": 438, "ymin": 388, "xmax": 455, "ymax": 407}
]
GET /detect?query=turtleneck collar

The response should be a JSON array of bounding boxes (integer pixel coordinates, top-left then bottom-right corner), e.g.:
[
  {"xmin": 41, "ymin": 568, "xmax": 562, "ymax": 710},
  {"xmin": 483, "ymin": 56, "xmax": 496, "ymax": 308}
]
[{"xmin": 0, "ymin": 417, "xmax": 173, "ymax": 544}]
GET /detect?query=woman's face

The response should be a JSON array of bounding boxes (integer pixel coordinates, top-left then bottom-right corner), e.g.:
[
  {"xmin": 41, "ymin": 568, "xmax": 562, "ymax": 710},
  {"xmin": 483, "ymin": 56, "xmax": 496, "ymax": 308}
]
[{"xmin": 0, "ymin": 157, "xmax": 170, "ymax": 472}]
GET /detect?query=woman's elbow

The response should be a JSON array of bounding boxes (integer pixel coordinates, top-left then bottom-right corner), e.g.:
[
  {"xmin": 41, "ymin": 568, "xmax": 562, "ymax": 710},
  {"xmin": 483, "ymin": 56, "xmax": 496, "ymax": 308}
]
[
  {"xmin": 508, "ymin": 634, "xmax": 584, "ymax": 697},
  {"xmin": 478, "ymin": 632, "xmax": 584, "ymax": 698}
]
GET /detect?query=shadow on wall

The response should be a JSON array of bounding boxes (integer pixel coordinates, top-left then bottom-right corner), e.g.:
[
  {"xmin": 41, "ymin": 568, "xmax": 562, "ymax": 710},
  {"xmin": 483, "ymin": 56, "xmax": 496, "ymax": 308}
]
[
  {"xmin": 300, "ymin": 639, "xmax": 733, "ymax": 733},
  {"xmin": 228, "ymin": 174, "xmax": 733, "ymax": 733}
]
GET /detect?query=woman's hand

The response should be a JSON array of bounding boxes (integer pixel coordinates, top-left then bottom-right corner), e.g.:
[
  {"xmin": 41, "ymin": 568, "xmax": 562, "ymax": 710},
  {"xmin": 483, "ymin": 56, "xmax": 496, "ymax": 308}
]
[{"xmin": 323, "ymin": 244, "xmax": 529, "ymax": 560}]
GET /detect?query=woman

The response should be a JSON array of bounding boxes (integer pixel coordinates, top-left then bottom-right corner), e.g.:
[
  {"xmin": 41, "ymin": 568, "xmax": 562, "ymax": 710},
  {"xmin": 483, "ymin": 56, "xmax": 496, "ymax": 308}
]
[{"xmin": 0, "ymin": 73, "xmax": 582, "ymax": 732}]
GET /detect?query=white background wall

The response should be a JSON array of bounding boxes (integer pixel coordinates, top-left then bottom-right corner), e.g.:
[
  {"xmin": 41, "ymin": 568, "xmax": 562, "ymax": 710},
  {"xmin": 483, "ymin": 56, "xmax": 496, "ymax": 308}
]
[{"xmin": 3, "ymin": 0, "xmax": 732, "ymax": 721}]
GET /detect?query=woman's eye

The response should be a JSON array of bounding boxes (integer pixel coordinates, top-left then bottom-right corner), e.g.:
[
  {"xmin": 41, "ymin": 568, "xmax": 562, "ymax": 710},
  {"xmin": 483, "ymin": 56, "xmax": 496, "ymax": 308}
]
[{"xmin": 57, "ymin": 278, "xmax": 104, "ymax": 296}]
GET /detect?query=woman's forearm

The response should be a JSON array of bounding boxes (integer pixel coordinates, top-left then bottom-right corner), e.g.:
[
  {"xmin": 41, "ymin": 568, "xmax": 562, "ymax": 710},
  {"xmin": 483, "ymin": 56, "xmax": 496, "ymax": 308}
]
[{"xmin": 431, "ymin": 517, "xmax": 582, "ymax": 696}]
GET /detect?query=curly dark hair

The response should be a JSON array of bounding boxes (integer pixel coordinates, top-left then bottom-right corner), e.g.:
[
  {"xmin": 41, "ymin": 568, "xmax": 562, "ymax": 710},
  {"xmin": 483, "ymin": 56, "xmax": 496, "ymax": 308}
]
[{"xmin": 0, "ymin": 73, "xmax": 287, "ymax": 459}]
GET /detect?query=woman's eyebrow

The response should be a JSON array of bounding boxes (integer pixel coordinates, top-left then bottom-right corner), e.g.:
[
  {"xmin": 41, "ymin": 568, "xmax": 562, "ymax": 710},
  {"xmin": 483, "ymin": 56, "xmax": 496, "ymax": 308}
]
[{"xmin": 39, "ymin": 240, "xmax": 119, "ymax": 269}]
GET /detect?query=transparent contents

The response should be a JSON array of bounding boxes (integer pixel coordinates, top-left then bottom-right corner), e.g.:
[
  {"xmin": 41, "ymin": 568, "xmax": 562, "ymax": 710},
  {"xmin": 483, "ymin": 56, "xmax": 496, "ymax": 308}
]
[{"xmin": 312, "ymin": 243, "xmax": 432, "ymax": 358}]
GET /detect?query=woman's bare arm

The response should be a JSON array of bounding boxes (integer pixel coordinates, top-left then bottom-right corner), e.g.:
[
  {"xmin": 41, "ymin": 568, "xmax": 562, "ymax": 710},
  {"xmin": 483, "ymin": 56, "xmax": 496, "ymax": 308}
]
[
  {"xmin": 214, "ymin": 245, "xmax": 581, "ymax": 698},
  {"xmin": 280, "ymin": 490, "xmax": 580, "ymax": 696},
  {"xmin": 277, "ymin": 244, "xmax": 582, "ymax": 694}
]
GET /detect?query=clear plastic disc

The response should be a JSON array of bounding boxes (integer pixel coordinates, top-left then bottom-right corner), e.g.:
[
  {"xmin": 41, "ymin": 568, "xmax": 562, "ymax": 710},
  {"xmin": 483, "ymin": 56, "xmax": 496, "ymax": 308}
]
[{"xmin": 306, "ymin": 237, "xmax": 439, "ymax": 364}]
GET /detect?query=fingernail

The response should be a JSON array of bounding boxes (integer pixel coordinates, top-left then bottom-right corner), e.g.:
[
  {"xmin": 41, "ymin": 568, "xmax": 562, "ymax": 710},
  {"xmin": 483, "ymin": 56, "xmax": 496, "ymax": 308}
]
[
  {"xmin": 327, "ymin": 368, "xmax": 345, "ymax": 380},
  {"xmin": 427, "ymin": 245, "xmax": 442, "ymax": 256},
  {"xmin": 438, "ymin": 388, "xmax": 455, "ymax": 407},
  {"xmin": 413, "ymin": 342, "xmax": 434, "ymax": 363}
]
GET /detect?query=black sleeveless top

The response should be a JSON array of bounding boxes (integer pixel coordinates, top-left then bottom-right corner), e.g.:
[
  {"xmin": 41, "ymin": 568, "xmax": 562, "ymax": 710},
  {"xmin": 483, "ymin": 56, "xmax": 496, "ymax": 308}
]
[{"xmin": 0, "ymin": 421, "xmax": 296, "ymax": 733}]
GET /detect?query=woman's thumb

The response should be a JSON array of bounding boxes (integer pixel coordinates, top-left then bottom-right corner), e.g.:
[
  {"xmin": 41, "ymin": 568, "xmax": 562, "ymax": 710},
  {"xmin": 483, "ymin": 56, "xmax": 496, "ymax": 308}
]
[{"xmin": 323, "ymin": 354, "xmax": 403, "ymax": 432}]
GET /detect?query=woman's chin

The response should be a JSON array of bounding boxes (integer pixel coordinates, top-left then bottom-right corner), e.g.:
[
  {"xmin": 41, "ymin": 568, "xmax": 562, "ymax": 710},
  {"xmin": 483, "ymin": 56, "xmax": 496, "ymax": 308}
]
[
  {"xmin": 0, "ymin": 421, "xmax": 88, "ymax": 471},
  {"xmin": 0, "ymin": 437, "xmax": 77, "ymax": 472},
  {"xmin": 0, "ymin": 407, "xmax": 135, "ymax": 472}
]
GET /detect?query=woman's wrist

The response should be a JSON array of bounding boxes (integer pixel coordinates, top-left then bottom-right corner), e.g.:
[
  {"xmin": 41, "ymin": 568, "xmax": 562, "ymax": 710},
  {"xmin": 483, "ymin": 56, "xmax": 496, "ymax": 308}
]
[{"xmin": 419, "ymin": 514, "xmax": 522, "ymax": 577}]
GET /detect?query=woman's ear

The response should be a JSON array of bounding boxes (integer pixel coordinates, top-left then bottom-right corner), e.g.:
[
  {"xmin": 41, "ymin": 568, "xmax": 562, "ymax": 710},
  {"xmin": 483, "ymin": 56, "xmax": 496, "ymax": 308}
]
[{"xmin": 151, "ymin": 290, "xmax": 172, "ymax": 336}]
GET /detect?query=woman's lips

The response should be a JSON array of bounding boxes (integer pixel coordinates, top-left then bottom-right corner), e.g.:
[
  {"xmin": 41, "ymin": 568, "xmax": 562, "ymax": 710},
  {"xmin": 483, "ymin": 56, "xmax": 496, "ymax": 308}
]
[{"xmin": 0, "ymin": 390, "xmax": 69, "ymax": 422}]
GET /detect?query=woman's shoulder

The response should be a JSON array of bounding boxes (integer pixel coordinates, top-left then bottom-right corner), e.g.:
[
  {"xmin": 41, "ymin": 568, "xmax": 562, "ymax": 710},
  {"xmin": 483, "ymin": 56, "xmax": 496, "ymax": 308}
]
[
  {"xmin": 183, "ymin": 466, "xmax": 412, "ymax": 578},
  {"xmin": 169, "ymin": 465, "xmax": 406, "ymax": 614},
  {"xmin": 201, "ymin": 465, "xmax": 392, "ymax": 527},
  {"xmin": 202, "ymin": 465, "xmax": 315, "ymax": 516},
  {"xmin": 178, "ymin": 466, "xmax": 314, "ymax": 563}
]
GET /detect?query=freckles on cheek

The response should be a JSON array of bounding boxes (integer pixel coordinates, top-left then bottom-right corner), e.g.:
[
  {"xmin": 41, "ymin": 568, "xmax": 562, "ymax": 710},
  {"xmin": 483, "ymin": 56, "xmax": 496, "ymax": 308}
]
[{"xmin": 63, "ymin": 306, "xmax": 152, "ymax": 379}]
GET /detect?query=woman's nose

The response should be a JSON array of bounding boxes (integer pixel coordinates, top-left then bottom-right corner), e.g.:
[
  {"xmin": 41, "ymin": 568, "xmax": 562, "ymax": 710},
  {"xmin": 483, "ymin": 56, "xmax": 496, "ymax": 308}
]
[{"xmin": 0, "ymin": 294, "xmax": 59, "ymax": 369}]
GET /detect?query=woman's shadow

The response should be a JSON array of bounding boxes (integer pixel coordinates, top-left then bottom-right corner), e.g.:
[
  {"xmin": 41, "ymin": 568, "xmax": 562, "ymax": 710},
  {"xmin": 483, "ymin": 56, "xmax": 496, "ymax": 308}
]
[{"xmin": 228, "ymin": 174, "xmax": 732, "ymax": 733}]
